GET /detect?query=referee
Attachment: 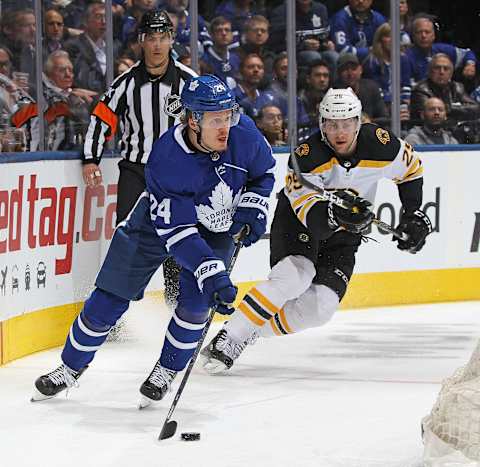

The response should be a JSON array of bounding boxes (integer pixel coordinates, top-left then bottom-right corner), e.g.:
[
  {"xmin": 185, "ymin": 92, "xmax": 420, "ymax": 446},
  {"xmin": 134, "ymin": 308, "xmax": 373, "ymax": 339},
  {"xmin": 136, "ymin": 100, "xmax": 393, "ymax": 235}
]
[{"xmin": 82, "ymin": 9, "xmax": 197, "ymax": 308}]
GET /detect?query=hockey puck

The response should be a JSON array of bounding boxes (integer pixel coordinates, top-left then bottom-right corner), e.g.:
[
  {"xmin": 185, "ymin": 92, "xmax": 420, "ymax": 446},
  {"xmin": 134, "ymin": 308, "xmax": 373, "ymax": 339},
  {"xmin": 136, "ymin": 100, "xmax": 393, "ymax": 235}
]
[{"xmin": 180, "ymin": 432, "xmax": 200, "ymax": 441}]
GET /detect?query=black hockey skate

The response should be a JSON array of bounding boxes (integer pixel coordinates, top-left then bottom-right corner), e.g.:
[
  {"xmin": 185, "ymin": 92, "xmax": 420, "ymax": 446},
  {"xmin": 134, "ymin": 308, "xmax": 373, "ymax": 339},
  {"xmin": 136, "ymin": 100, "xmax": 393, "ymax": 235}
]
[
  {"xmin": 138, "ymin": 359, "xmax": 177, "ymax": 409},
  {"xmin": 200, "ymin": 327, "xmax": 255, "ymax": 375},
  {"xmin": 32, "ymin": 364, "xmax": 88, "ymax": 401}
]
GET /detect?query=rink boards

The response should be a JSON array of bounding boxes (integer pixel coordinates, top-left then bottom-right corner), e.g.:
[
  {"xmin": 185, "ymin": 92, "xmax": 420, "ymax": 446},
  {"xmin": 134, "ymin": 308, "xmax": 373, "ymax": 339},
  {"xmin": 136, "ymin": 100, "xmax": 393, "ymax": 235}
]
[{"xmin": 0, "ymin": 146, "xmax": 479, "ymax": 364}]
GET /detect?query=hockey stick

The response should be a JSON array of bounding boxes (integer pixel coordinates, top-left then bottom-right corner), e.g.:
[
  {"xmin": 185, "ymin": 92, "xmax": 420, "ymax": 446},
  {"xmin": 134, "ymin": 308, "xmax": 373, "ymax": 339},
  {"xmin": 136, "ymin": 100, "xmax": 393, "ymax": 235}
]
[
  {"xmin": 158, "ymin": 230, "xmax": 246, "ymax": 441},
  {"xmin": 289, "ymin": 150, "xmax": 408, "ymax": 241}
]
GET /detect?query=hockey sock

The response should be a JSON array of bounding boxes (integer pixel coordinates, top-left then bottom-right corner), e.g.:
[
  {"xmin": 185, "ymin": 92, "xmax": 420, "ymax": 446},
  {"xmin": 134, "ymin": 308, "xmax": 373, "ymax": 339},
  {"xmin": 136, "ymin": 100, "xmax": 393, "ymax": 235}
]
[
  {"xmin": 61, "ymin": 288, "xmax": 130, "ymax": 370},
  {"xmin": 160, "ymin": 310, "xmax": 208, "ymax": 371},
  {"xmin": 260, "ymin": 284, "xmax": 339, "ymax": 337},
  {"xmin": 227, "ymin": 255, "xmax": 316, "ymax": 343}
]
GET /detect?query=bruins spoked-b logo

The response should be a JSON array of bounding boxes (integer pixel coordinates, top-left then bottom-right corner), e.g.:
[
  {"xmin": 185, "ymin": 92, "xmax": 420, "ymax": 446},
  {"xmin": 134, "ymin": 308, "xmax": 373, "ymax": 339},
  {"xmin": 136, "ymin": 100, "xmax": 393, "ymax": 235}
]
[
  {"xmin": 298, "ymin": 233, "xmax": 310, "ymax": 243},
  {"xmin": 295, "ymin": 143, "xmax": 310, "ymax": 157},
  {"xmin": 376, "ymin": 127, "xmax": 390, "ymax": 145},
  {"xmin": 164, "ymin": 94, "xmax": 183, "ymax": 118}
]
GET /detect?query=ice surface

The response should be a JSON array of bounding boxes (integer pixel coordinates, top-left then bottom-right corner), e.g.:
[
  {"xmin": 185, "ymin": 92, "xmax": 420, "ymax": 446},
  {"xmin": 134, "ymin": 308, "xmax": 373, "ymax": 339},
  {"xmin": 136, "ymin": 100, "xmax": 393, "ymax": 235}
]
[{"xmin": 1, "ymin": 298, "xmax": 479, "ymax": 467}]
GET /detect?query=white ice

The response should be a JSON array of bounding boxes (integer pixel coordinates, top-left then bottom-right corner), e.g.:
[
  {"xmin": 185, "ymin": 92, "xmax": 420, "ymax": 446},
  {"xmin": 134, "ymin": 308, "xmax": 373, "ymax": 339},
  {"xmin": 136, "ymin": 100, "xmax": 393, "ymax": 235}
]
[{"xmin": 1, "ymin": 298, "xmax": 479, "ymax": 467}]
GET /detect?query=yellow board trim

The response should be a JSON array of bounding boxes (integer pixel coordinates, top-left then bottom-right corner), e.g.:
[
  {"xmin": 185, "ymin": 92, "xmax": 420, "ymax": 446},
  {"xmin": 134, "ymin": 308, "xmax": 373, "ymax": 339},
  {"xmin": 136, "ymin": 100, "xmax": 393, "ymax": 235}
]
[
  {"xmin": 1, "ymin": 302, "xmax": 83, "ymax": 365},
  {"xmin": 1, "ymin": 268, "xmax": 480, "ymax": 366}
]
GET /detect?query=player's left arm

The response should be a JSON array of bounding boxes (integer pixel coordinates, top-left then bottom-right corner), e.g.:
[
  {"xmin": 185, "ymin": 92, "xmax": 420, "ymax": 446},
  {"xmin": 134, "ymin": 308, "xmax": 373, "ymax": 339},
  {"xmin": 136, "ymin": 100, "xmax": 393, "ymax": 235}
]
[
  {"xmin": 229, "ymin": 135, "xmax": 276, "ymax": 247},
  {"xmin": 389, "ymin": 139, "xmax": 433, "ymax": 253}
]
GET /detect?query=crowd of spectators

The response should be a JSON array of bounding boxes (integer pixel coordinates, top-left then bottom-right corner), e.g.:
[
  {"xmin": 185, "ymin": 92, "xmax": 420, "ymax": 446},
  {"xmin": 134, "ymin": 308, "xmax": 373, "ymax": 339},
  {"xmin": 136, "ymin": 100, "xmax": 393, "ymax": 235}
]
[{"xmin": 1, "ymin": 0, "xmax": 480, "ymax": 152}]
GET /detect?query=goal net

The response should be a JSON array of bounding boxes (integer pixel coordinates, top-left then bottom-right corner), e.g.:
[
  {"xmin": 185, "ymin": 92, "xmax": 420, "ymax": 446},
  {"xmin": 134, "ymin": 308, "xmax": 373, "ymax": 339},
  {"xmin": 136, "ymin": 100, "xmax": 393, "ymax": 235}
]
[{"xmin": 422, "ymin": 341, "xmax": 480, "ymax": 466}]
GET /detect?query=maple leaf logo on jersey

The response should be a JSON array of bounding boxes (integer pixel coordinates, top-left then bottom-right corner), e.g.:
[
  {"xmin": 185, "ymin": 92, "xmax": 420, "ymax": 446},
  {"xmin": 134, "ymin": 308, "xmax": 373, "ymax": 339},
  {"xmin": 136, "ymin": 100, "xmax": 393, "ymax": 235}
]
[{"xmin": 196, "ymin": 182, "xmax": 242, "ymax": 232}]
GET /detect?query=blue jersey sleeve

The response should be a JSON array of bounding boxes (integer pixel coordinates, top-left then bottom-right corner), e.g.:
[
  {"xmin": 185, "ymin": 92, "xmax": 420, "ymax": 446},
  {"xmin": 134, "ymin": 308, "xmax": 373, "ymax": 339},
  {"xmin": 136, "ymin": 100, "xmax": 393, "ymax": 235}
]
[
  {"xmin": 145, "ymin": 137, "xmax": 224, "ymax": 284},
  {"xmin": 433, "ymin": 43, "xmax": 477, "ymax": 69},
  {"xmin": 331, "ymin": 8, "xmax": 386, "ymax": 56}
]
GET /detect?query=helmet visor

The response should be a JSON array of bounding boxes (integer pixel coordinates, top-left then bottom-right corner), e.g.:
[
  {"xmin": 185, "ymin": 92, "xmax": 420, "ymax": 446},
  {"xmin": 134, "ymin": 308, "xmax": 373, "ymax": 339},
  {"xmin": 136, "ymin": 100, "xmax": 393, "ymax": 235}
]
[{"xmin": 193, "ymin": 105, "xmax": 241, "ymax": 129}]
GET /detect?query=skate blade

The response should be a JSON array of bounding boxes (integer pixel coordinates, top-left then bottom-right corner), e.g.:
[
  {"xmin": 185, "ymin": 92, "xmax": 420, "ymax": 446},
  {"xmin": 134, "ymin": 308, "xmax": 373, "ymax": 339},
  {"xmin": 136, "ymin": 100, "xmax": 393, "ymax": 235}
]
[
  {"xmin": 201, "ymin": 356, "xmax": 229, "ymax": 375},
  {"xmin": 137, "ymin": 395, "xmax": 157, "ymax": 410},
  {"xmin": 30, "ymin": 387, "xmax": 56, "ymax": 402}
]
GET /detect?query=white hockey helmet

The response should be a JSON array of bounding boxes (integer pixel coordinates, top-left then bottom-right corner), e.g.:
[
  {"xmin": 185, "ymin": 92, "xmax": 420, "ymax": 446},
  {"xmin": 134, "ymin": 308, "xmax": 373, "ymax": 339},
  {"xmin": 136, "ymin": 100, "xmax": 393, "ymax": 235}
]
[
  {"xmin": 319, "ymin": 87, "xmax": 362, "ymax": 121},
  {"xmin": 319, "ymin": 87, "xmax": 362, "ymax": 148}
]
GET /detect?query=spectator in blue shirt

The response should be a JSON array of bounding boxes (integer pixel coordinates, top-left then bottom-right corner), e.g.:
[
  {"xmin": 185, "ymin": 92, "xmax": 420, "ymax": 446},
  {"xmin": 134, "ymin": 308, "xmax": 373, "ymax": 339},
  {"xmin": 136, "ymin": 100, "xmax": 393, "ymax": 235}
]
[
  {"xmin": 268, "ymin": 1, "xmax": 337, "ymax": 70},
  {"xmin": 215, "ymin": 0, "xmax": 257, "ymax": 34},
  {"xmin": 330, "ymin": 0, "xmax": 386, "ymax": 57},
  {"xmin": 265, "ymin": 52, "xmax": 310, "ymax": 138},
  {"xmin": 406, "ymin": 14, "xmax": 477, "ymax": 85},
  {"xmin": 236, "ymin": 15, "xmax": 276, "ymax": 84},
  {"xmin": 361, "ymin": 23, "xmax": 412, "ymax": 121},
  {"xmin": 161, "ymin": 1, "xmax": 214, "ymax": 53},
  {"xmin": 200, "ymin": 17, "xmax": 240, "ymax": 89},
  {"xmin": 234, "ymin": 53, "xmax": 275, "ymax": 118},
  {"xmin": 120, "ymin": 0, "xmax": 155, "ymax": 47}
]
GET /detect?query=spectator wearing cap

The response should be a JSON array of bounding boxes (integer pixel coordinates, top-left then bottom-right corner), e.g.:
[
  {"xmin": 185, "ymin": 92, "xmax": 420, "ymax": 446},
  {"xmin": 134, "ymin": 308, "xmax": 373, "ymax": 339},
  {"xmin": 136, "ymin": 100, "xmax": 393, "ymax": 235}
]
[
  {"xmin": 299, "ymin": 59, "xmax": 331, "ymax": 132},
  {"xmin": 255, "ymin": 104, "xmax": 287, "ymax": 146},
  {"xmin": 269, "ymin": 1, "xmax": 337, "ymax": 70},
  {"xmin": 406, "ymin": 14, "xmax": 477, "ymax": 86},
  {"xmin": 405, "ymin": 97, "xmax": 458, "ymax": 146},
  {"xmin": 361, "ymin": 23, "xmax": 412, "ymax": 120},
  {"xmin": 236, "ymin": 15, "xmax": 276, "ymax": 84},
  {"xmin": 234, "ymin": 53, "xmax": 275, "ymax": 119},
  {"xmin": 330, "ymin": 0, "xmax": 386, "ymax": 57},
  {"xmin": 334, "ymin": 52, "xmax": 387, "ymax": 124},
  {"xmin": 200, "ymin": 17, "xmax": 240, "ymax": 89},
  {"xmin": 410, "ymin": 53, "xmax": 480, "ymax": 122}
]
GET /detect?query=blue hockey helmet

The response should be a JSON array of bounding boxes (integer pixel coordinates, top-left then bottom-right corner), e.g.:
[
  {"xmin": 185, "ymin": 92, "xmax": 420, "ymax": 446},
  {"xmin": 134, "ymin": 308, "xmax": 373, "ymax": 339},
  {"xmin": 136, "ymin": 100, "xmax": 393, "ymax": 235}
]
[{"xmin": 181, "ymin": 75, "xmax": 240, "ymax": 127}]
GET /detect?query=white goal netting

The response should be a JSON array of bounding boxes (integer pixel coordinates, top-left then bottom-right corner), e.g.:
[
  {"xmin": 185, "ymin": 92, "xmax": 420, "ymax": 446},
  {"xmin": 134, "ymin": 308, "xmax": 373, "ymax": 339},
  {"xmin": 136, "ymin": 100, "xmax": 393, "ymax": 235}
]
[{"xmin": 423, "ymin": 341, "xmax": 480, "ymax": 466}]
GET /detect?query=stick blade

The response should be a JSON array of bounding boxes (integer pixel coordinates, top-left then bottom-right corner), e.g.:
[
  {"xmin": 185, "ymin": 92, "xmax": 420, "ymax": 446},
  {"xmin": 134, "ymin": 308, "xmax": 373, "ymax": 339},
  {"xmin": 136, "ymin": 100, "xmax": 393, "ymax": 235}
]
[{"xmin": 158, "ymin": 420, "xmax": 177, "ymax": 440}]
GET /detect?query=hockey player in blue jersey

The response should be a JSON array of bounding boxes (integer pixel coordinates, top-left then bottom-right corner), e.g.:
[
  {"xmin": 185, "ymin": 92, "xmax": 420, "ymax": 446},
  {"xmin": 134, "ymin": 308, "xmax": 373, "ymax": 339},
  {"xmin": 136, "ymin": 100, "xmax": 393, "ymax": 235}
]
[{"xmin": 32, "ymin": 75, "xmax": 276, "ymax": 405}]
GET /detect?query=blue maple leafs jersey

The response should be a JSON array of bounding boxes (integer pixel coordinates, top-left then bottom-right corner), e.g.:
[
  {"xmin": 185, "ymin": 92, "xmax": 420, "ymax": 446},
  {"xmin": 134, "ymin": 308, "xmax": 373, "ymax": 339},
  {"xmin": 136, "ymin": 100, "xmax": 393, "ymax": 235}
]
[{"xmin": 145, "ymin": 114, "xmax": 276, "ymax": 274}]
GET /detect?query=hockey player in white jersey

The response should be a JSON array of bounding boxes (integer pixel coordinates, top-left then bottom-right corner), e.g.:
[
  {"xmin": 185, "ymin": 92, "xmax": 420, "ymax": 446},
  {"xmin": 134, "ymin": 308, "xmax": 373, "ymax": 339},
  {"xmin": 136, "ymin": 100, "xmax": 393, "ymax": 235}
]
[
  {"xmin": 32, "ymin": 75, "xmax": 275, "ymax": 403},
  {"xmin": 201, "ymin": 87, "xmax": 433, "ymax": 374}
]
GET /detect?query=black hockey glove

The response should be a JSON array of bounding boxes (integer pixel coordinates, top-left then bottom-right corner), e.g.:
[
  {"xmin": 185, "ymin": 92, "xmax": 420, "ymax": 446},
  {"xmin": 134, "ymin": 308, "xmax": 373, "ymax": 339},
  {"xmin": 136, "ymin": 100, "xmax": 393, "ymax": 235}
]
[
  {"xmin": 394, "ymin": 210, "xmax": 432, "ymax": 254},
  {"xmin": 327, "ymin": 190, "xmax": 375, "ymax": 234}
]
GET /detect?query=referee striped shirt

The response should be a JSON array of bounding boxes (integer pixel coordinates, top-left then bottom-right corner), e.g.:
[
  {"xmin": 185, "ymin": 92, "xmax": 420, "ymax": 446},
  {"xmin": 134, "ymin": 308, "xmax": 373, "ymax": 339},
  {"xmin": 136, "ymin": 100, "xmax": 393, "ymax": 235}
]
[{"xmin": 83, "ymin": 57, "xmax": 197, "ymax": 165}]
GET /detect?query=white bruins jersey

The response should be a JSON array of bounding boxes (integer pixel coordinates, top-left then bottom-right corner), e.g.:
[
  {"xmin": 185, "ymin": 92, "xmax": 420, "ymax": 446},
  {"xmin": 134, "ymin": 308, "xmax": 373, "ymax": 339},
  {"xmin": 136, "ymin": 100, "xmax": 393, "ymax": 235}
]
[{"xmin": 283, "ymin": 123, "xmax": 423, "ymax": 233}]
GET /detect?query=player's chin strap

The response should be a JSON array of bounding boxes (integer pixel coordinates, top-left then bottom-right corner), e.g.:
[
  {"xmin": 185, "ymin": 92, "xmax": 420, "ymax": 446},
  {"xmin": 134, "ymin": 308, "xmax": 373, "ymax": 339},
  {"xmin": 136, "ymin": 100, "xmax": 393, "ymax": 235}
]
[
  {"xmin": 192, "ymin": 126, "xmax": 216, "ymax": 153},
  {"xmin": 289, "ymin": 144, "xmax": 409, "ymax": 242}
]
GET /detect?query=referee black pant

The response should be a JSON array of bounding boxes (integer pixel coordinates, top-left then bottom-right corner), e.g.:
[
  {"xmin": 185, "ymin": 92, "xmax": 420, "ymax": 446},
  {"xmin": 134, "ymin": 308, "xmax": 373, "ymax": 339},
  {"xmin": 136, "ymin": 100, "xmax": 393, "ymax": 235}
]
[{"xmin": 116, "ymin": 159, "xmax": 180, "ymax": 308}]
